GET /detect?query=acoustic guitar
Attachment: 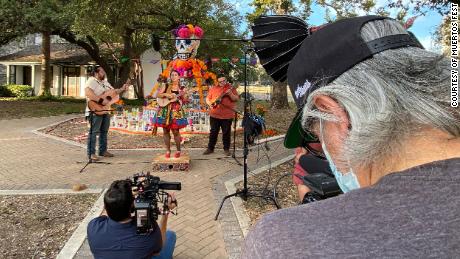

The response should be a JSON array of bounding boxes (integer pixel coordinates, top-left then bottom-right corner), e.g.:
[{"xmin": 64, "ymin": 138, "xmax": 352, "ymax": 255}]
[
  {"xmin": 88, "ymin": 79, "xmax": 130, "ymax": 115},
  {"xmin": 156, "ymin": 88, "xmax": 193, "ymax": 107},
  {"xmin": 209, "ymin": 85, "xmax": 237, "ymax": 109}
]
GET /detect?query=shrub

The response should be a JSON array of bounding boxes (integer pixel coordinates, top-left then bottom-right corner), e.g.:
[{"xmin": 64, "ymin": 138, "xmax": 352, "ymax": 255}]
[
  {"xmin": 2, "ymin": 84, "xmax": 33, "ymax": 98},
  {"xmin": 0, "ymin": 85, "xmax": 13, "ymax": 97}
]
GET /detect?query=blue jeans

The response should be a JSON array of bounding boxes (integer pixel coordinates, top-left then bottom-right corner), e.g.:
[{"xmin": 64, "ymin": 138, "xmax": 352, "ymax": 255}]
[
  {"xmin": 87, "ymin": 114, "xmax": 110, "ymax": 156},
  {"xmin": 152, "ymin": 230, "xmax": 176, "ymax": 259}
]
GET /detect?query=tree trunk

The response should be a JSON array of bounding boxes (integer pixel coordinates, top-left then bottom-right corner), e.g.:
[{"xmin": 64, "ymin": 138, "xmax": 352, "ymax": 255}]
[
  {"xmin": 136, "ymin": 61, "xmax": 145, "ymax": 99},
  {"xmin": 271, "ymin": 80, "xmax": 289, "ymax": 109},
  {"xmin": 116, "ymin": 29, "xmax": 133, "ymax": 88},
  {"xmin": 39, "ymin": 31, "xmax": 51, "ymax": 97}
]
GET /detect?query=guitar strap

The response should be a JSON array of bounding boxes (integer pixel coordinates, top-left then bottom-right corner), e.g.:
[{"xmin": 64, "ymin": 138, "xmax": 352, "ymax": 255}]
[
  {"xmin": 165, "ymin": 83, "xmax": 171, "ymax": 94},
  {"xmin": 164, "ymin": 83, "xmax": 173, "ymax": 126}
]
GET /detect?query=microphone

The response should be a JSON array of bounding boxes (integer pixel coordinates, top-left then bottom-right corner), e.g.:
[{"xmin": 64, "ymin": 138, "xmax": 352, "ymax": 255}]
[{"xmin": 151, "ymin": 33, "xmax": 161, "ymax": 51}]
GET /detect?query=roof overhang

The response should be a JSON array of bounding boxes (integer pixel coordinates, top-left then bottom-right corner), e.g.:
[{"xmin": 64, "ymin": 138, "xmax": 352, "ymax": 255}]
[{"xmin": 0, "ymin": 61, "xmax": 41, "ymax": 66}]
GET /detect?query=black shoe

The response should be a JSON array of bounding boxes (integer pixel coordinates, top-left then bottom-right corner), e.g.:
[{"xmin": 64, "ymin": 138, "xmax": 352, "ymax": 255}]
[
  {"xmin": 202, "ymin": 149, "xmax": 214, "ymax": 155},
  {"xmin": 224, "ymin": 149, "xmax": 231, "ymax": 156}
]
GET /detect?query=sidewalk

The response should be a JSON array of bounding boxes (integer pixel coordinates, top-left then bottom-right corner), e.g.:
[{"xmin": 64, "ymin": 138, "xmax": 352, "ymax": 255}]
[{"xmin": 0, "ymin": 115, "xmax": 290, "ymax": 258}]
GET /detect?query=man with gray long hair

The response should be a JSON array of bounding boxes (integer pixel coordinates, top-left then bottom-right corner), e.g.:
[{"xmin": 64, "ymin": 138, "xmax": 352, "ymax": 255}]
[{"xmin": 242, "ymin": 15, "xmax": 460, "ymax": 258}]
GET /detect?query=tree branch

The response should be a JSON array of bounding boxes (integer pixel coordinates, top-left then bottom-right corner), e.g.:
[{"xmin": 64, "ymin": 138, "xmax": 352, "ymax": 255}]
[
  {"xmin": 130, "ymin": 22, "xmax": 176, "ymax": 32},
  {"xmin": 85, "ymin": 35, "xmax": 100, "ymax": 54},
  {"xmin": 135, "ymin": 8, "xmax": 177, "ymax": 27}
]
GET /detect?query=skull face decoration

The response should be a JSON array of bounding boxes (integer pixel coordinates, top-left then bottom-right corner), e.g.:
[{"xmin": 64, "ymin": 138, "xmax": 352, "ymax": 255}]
[{"xmin": 173, "ymin": 24, "xmax": 204, "ymax": 60}]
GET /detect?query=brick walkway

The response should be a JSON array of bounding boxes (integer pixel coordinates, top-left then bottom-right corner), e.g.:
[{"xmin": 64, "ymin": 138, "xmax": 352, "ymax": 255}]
[{"xmin": 0, "ymin": 116, "xmax": 290, "ymax": 258}]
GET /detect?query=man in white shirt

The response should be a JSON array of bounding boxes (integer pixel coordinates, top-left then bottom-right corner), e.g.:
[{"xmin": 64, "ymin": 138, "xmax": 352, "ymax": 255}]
[{"xmin": 85, "ymin": 67, "xmax": 127, "ymax": 161}]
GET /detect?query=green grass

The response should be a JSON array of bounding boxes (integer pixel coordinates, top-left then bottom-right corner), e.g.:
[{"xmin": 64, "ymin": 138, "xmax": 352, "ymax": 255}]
[
  {"xmin": 0, "ymin": 97, "xmax": 86, "ymax": 119},
  {"xmin": 0, "ymin": 96, "xmax": 86, "ymax": 103}
]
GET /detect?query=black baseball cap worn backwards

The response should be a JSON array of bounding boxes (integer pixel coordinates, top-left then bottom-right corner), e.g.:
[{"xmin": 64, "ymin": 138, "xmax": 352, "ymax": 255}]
[{"xmin": 252, "ymin": 15, "xmax": 424, "ymax": 148}]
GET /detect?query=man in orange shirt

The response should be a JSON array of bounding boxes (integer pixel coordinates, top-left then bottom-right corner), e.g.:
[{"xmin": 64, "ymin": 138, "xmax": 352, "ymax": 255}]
[{"xmin": 203, "ymin": 75, "xmax": 239, "ymax": 156}]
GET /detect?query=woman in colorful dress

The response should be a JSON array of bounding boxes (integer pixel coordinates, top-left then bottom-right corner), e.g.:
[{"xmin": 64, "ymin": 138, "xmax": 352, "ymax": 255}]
[{"xmin": 155, "ymin": 70, "xmax": 189, "ymax": 158}]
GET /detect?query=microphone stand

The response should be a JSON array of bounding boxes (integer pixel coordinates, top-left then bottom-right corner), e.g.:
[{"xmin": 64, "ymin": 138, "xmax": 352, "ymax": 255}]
[
  {"xmin": 212, "ymin": 100, "xmax": 243, "ymax": 165},
  {"xmin": 214, "ymin": 45, "xmax": 279, "ymax": 220},
  {"xmin": 79, "ymin": 109, "xmax": 113, "ymax": 173},
  {"xmin": 231, "ymin": 110, "xmax": 242, "ymax": 165}
]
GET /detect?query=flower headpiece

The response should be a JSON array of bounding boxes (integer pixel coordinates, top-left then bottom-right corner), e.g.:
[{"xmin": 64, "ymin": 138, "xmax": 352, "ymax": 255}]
[{"xmin": 172, "ymin": 24, "xmax": 204, "ymax": 39}]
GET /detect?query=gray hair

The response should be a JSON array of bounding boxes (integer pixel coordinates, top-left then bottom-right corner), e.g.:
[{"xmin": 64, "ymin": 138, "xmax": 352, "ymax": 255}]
[{"xmin": 302, "ymin": 19, "xmax": 458, "ymax": 169}]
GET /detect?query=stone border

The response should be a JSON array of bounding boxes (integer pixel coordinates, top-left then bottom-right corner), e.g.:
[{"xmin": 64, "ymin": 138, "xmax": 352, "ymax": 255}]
[
  {"xmin": 224, "ymin": 154, "xmax": 294, "ymax": 237},
  {"xmin": 213, "ymin": 139, "xmax": 293, "ymax": 259},
  {"xmin": 31, "ymin": 115, "xmax": 87, "ymax": 149},
  {"xmin": 253, "ymin": 134, "xmax": 285, "ymax": 145},
  {"xmin": 33, "ymin": 115, "xmax": 82, "ymax": 132},
  {"xmin": 57, "ymin": 189, "xmax": 106, "ymax": 259}
]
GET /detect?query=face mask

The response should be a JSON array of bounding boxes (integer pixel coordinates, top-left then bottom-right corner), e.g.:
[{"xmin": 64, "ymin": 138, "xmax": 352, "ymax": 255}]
[{"xmin": 319, "ymin": 119, "xmax": 360, "ymax": 193}]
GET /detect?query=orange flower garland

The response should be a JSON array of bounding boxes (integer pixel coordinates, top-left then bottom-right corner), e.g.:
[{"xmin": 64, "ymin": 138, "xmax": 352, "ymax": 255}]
[{"xmin": 150, "ymin": 58, "xmax": 216, "ymax": 107}]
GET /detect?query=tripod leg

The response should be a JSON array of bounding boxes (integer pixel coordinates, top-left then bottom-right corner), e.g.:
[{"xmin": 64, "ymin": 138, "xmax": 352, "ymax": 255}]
[
  {"xmin": 232, "ymin": 112, "xmax": 237, "ymax": 157},
  {"xmin": 214, "ymin": 190, "xmax": 245, "ymax": 220},
  {"xmin": 88, "ymin": 112, "xmax": 93, "ymax": 161},
  {"xmin": 267, "ymin": 196, "xmax": 280, "ymax": 209},
  {"xmin": 81, "ymin": 111, "xmax": 96, "ymax": 173},
  {"xmin": 79, "ymin": 160, "xmax": 92, "ymax": 173}
]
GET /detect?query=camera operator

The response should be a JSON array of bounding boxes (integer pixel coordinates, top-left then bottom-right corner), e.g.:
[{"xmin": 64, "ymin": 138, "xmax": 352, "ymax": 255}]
[
  {"xmin": 292, "ymin": 146, "xmax": 327, "ymax": 203},
  {"xmin": 87, "ymin": 180, "xmax": 177, "ymax": 259},
  {"xmin": 292, "ymin": 147, "xmax": 310, "ymax": 202},
  {"xmin": 242, "ymin": 15, "xmax": 460, "ymax": 258}
]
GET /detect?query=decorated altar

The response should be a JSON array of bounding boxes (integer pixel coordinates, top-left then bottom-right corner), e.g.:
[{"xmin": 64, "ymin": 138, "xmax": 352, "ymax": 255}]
[{"xmin": 110, "ymin": 24, "xmax": 246, "ymax": 135}]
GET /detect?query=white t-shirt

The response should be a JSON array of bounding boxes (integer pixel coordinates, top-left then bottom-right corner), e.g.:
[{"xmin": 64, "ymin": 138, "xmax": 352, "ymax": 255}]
[{"xmin": 85, "ymin": 77, "xmax": 114, "ymax": 116}]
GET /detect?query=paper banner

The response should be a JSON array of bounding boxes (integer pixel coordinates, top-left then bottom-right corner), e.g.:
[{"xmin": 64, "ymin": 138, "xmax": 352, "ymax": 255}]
[{"xmin": 120, "ymin": 56, "xmax": 130, "ymax": 63}]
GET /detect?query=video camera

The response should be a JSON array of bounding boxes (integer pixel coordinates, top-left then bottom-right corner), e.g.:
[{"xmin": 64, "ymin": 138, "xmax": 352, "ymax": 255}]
[
  {"xmin": 301, "ymin": 173, "xmax": 342, "ymax": 203},
  {"xmin": 129, "ymin": 173, "xmax": 181, "ymax": 234},
  {"xmin": 297, "ymin": 154, "xmax": 342, "ymax": 203}
]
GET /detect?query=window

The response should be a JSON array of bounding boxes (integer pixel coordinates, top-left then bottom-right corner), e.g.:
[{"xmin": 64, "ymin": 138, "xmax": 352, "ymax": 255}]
[
  {"xmin": 62, "ymin": 66, "xmax": 80, "ymax": 96},
  {"xmin": 23, "ymin": 66, "xmax": 31, "ymax": 86}
]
